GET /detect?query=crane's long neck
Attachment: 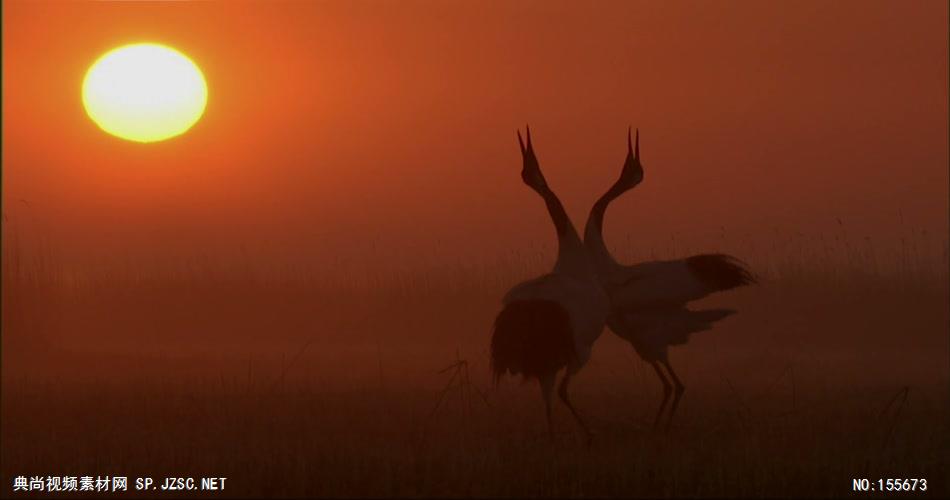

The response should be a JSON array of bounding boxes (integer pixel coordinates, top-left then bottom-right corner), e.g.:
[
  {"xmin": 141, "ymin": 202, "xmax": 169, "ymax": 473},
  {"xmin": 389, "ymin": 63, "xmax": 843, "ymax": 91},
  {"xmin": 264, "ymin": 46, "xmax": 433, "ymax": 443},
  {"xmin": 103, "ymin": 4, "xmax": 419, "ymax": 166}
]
[
  {"xmin": 584, "ymin": 181, "xmax": 627, "ymax": 271},
  {"xmin": 535, "ymin": 185, "xmax": 588, "ymax": 274}
]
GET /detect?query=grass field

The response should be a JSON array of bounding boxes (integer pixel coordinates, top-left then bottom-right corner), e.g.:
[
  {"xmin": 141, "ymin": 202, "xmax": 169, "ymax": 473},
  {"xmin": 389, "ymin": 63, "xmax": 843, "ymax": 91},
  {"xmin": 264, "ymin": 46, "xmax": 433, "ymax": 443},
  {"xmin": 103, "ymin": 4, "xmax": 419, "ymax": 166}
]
[{"xmin": 2, "ymin": 225, "xmax": 948, "ymax": 497}]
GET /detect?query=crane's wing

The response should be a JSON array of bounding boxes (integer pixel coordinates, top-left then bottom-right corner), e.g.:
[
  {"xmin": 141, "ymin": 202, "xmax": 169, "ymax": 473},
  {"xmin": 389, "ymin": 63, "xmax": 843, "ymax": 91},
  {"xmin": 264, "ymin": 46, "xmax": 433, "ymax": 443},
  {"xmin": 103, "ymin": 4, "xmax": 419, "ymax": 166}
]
[
  {"xmin": 606, "ymin": 254, "xmax": 755, "ymax": 309},
  {"xmin": 608, "ymin": 307, "xmax": 736, "ymax": 360},
  {"xmin": 503, "ymin": 272, "xmax": 610, "ymax": 365}
]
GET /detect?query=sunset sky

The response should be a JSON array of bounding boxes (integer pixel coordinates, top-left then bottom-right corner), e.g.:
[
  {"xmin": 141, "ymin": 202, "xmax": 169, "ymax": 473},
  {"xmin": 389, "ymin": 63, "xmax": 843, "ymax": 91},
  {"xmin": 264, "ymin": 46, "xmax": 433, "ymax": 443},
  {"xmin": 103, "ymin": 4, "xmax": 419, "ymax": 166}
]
[{"xmin": 3, "ymin": 0, "xmax": 947, "ymax": 270}]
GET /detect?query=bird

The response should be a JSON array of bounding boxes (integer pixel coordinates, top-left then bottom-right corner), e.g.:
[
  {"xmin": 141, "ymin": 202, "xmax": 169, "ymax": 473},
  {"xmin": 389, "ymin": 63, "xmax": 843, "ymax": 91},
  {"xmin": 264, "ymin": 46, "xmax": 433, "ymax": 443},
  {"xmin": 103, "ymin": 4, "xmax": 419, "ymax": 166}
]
[
  {"xmin": 582, "ymin": 128, "xmax": 756, "ymax": 432},
  {"xmin": 490, "ymin": 126, "xmax": 610, "ymax": 443}
]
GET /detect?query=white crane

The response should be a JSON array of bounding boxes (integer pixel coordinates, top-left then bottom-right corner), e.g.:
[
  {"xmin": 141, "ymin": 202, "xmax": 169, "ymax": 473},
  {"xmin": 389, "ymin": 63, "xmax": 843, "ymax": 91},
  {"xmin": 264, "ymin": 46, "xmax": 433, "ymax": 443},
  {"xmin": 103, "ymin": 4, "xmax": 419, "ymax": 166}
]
[
  {"xmin": 491, "ymin": 127, "xmax": 610, "ymax": 443},
  {"xmin": 583, "ymin": 129, "xmax": 756, "ymax": 431}
]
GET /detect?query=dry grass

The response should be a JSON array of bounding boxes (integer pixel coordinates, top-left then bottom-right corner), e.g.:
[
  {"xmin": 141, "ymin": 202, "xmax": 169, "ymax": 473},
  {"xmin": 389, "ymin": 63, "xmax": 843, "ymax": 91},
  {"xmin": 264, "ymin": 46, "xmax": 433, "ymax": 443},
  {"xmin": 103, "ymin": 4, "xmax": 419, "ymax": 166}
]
[{"xmin": 1, "ymin": 223, "xmax": 948, "ymax": 497}]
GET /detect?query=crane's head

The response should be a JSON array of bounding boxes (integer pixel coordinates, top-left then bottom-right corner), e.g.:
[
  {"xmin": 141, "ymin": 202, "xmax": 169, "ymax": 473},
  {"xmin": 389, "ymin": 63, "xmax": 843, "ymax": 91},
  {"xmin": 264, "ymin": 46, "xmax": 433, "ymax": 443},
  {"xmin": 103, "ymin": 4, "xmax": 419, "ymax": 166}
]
[
  {"xmin": 617, "ymin": 127, "xmax": 644, "ymax": 190},
  {"xmin": 517, "ymin": 126, "xmax": 548, "ymax": 192}
]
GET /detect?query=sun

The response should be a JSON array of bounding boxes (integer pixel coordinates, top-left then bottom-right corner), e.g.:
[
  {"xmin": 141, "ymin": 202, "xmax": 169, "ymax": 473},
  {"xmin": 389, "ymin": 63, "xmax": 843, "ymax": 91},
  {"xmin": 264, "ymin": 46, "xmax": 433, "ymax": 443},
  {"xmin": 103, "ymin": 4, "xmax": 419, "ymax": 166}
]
[{"xmin": 82, "ymin": 43, "xmax": 207, "ymax": 143}]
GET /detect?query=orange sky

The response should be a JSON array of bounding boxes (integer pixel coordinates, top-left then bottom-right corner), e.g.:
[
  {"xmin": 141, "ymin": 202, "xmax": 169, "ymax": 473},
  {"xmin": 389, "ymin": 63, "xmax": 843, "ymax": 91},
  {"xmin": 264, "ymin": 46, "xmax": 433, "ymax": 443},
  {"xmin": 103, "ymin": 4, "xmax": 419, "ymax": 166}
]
[{"xmin": 3, "ymin": 0, "xmax": 947, "ymax": 268}]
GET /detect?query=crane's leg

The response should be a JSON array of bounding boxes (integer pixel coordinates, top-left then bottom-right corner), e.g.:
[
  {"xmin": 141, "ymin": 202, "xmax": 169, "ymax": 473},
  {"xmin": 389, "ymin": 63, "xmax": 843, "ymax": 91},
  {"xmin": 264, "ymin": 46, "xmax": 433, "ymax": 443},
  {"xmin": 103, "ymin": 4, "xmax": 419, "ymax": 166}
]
[
  {"xmin": 660, "ymin": 359, "xmax": 685, "ymax": 432},
  {"xmin": 558, "ymin": 368, "xmax": 592, "ymax": 446},
  {"xmin": 650, "ymin": 361, "xmax": 673, "ymax": 431},
  {"xmin": 539, "ymin": 373, "xmax": 556, "ymax": 441}
]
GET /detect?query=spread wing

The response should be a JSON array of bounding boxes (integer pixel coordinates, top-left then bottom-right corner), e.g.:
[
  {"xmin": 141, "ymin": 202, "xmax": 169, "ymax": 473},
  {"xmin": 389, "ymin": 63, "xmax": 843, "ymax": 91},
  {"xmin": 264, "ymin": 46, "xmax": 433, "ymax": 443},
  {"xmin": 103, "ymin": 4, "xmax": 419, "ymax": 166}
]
[{"xmin": 607, "ymin": 254, "xmax": 755, "ymax": 309}]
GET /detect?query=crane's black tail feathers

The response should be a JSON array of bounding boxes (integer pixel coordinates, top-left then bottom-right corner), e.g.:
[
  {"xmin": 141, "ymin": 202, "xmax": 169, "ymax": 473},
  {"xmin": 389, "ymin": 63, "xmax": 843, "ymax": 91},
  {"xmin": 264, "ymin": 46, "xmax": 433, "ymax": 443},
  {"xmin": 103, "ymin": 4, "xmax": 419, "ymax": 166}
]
[
  {"xmin": 686, "ymin": 254, "xmax": 756, "ymax": 291},
  {"xmin": 490, "ymin": 300, "xmax": 576, "ymax": 386}
]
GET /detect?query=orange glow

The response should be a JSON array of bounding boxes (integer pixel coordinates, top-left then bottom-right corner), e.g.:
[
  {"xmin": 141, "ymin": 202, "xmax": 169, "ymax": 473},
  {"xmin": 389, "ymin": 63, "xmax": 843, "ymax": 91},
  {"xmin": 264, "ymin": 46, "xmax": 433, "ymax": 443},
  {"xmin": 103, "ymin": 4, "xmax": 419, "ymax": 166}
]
[{"xmin": 1, "ymin": 0, "xmax": 946, "ymax": 261}]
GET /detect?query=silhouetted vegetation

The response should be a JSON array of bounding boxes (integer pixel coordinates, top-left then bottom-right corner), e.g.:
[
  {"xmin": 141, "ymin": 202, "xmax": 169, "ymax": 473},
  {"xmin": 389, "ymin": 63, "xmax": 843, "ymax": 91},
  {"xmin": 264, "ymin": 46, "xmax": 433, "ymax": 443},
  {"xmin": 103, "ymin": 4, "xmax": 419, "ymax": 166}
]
[{"xmin": 2, "ymin": 221, "xmax": 947, "ymax": 497}]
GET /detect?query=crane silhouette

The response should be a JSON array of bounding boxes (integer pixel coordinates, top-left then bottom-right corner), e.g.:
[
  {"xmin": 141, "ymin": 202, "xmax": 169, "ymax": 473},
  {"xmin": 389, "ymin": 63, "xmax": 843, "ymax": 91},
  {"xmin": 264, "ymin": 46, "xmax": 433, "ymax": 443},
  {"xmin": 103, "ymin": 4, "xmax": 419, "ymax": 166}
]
[
  {"xmin": 490, "ymin": 127, "xmax": 610, "ymax": 444},
  {"xmin": 582, "ymin": 128, "xmax": 755, "ymax": 431}
]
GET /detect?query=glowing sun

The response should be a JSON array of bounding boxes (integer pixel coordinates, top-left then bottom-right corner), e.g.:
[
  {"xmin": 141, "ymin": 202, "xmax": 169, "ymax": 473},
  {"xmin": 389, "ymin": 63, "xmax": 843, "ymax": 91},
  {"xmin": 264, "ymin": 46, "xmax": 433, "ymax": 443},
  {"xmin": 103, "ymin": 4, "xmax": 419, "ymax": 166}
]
[{"xmin": 82, "ymin": 43, "xmax": 207, "ymax": 143}]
